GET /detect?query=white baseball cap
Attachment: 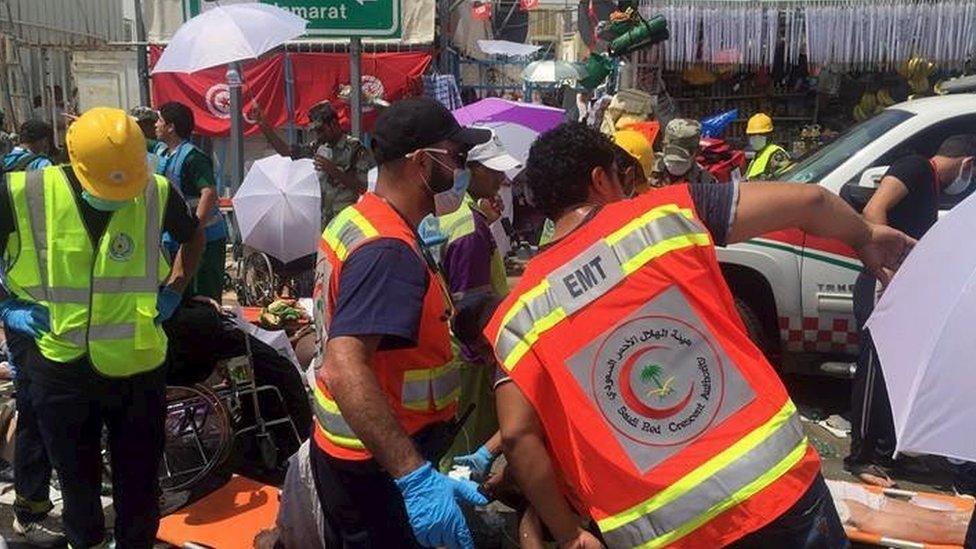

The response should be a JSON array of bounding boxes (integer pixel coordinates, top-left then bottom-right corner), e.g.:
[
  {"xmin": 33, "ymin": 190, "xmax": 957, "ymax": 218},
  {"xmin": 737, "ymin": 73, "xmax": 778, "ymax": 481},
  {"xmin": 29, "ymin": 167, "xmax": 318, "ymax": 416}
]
[{"xmin": 467, "ymin": 130, "xmax": 522, "ymax": 172}]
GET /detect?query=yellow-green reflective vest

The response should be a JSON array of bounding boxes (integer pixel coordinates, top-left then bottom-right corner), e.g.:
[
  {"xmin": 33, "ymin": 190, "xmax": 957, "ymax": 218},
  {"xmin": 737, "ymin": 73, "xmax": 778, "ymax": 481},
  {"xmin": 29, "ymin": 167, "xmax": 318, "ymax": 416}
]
[
  {"xmin": 3, "ymin": 167, "xmax": 171, "ymax": 377},
  {"xmin": 745, "ymin": 143, "xmax": 789, "ymax": 180},
  {"xmin": 437, "ymin": 194, "xmax": 508, "ymax": 297}
]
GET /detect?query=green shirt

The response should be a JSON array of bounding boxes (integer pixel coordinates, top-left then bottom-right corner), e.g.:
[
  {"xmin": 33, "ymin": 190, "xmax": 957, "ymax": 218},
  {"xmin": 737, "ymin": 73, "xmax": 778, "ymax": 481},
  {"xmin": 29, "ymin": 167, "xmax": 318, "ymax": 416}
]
[{"xmin": 158, "ymin": 144, "xmax": 216, "ymax": 199}]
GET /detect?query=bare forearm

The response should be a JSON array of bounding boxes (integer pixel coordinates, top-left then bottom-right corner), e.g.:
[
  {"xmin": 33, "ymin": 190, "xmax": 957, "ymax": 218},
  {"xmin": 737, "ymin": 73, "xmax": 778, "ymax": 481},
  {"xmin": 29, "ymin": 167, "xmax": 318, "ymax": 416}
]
[
  {"xmin": 196, "ymin": 187, "xmax": 217, "ymax": 222},
  {"xmin": 484, "ymin": 431, "xmax": 502, "ymax": 455},
  {"xmin": 258, "ymin": 121, "xmax": 291, "ymax": 157},
  {"xmin": 503, "ymin": 431, "xmax": 580, "ymax": 543},
  {"xmin": 167, "ymin": 228, "xmax": 205, "ymax": 292},
  {"xmin": 324, "ymin": 339, "xmax": 424, "ymax": 477},
  {"xmin": 728, "ymin": 183, "xmax": 870, "ymax": 249}
]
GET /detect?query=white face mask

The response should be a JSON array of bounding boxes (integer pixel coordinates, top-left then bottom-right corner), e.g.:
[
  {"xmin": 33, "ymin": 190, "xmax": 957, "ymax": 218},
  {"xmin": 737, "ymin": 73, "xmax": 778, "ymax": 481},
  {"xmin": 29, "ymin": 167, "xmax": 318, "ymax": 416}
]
[
  {"xmin": 943, "ymin": 160, "xmax": 973, "ymax": 195},
  {"xmin": 749, "ymin": 135, "xmax": 768, "ymax": 151},
  {"xmin": 431, "ymin": 168, "xmax": 470, "ymax": 216}
]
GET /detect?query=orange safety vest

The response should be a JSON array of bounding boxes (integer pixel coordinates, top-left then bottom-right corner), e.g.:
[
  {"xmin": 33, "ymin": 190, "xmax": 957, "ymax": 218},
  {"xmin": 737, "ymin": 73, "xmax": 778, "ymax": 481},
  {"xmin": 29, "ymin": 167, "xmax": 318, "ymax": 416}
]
[
  {"xmin": 486, "ymin": 185, "xmax": 819, "ymax": 548},
  {"xmin": 311, "ymin": 193, "xmax": 459, "ymax": 461}
]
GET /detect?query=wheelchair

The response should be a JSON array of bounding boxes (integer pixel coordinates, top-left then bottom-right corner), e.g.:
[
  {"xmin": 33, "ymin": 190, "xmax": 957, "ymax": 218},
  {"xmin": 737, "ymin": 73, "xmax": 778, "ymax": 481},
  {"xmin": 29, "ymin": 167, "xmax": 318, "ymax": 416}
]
[{"xmin": 158, "ymin": 323, "xmax": 304, "ymax": 497}]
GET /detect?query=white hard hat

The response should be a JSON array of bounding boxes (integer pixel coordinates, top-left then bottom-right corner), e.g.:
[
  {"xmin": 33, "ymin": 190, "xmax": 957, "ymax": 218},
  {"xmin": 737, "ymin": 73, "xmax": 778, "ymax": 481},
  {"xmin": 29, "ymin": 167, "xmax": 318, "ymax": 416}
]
[{"xmin": 467, "ymin": 129, "xmax": 522, "ymax": 172}]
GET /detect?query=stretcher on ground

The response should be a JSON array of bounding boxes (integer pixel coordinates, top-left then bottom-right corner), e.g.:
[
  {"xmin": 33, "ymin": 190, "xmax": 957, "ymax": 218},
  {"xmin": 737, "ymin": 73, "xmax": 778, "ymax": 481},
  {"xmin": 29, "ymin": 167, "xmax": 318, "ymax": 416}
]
[
  {"xmin": 157, "ymin": 475, "xmax": 279, "ymax": 548},
  {"xmin": 831, "ymin": 480, "xmax": 974, "ymax": 549}
]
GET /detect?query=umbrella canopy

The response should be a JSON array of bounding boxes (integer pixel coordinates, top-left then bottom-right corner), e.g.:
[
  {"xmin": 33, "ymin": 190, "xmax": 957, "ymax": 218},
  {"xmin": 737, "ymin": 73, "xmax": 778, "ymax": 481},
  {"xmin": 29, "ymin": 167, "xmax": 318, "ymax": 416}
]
[
  {"xmin": 453, "ymin": 98, "xmax": 564, "ymax": 176},
  {"xmin": 866, "ymin": 190, "xmax": 976, "ymax": 462},
  {"xmin": 152, "ymin": 3, "xmax": 307, "ymax": 74},
  {"xmin": 521, "ymin": 60, "xmax": 581, "ymax": 83},
  {"xmin": 232, "ymin": 155, "xmax": 321, "ymax": 264}
]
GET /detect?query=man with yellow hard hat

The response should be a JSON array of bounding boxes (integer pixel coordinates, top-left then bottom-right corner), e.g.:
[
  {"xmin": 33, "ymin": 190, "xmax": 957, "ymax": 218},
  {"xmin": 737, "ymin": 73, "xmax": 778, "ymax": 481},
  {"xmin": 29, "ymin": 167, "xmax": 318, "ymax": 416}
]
[
  {"xmin": 0, "ymin": 107, "xmax": 204, "ymax": 548},
  {"xmin": 745, "ymin": 113, "xmax": 791, "ymax": 180}
]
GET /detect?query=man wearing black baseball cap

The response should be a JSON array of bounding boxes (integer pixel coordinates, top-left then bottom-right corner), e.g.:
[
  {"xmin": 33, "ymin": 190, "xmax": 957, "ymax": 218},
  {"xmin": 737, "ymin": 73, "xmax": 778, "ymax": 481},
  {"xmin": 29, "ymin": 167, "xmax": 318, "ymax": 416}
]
[{"xmin": 310, "ymin": 97, "xmax": 490, "ymax": 548}]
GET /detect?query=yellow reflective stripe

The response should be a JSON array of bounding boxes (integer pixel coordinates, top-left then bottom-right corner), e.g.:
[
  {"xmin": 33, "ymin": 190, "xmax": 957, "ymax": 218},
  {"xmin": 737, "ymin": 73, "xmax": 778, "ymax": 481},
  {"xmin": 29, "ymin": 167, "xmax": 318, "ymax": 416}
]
[
  {"xmin": 640, "ymin": 437, "xmax": 808, "ymax": 548},
  {"xmin": 316, "ymin": 421, "xmax": 366, "ymax": 450},
  {"xmin": 605, "ymin": 204, "xmax": 693, "ymax": 246},
  {"xmin": 501, "ymin": 306, "xmax": 566, "ymax": 371},
  {"xmin": 597, "ymin": 400, "xmax": 800, "ymax": 533},
  {"xmin": 322, "ymin": 207, "xmax": 380, "ymax": 261},
  {"xmin": 313, "ymin": 382, "xmax": 341, "ymax": 414},
  {"xmin": 620, "ymin": 233, "xmax": 712, "ymax": 275},
  {"xmin": 433, "ymin": 385, "xmax": 460, "ymax": 409},
  {"xmin": 498, "ymin": 279, "xmax": 551, "ymax": 335},
  {"xmin": 312, "ymin": 384, "xmax": 366, "ymax": 450}
]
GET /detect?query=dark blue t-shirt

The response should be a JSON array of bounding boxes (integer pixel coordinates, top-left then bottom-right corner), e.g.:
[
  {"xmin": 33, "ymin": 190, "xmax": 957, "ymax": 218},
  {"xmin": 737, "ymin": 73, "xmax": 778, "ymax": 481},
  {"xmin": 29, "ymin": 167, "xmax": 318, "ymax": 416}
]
[{"xmin": 328, "ymin": 239, "xmax": 429, "ymax": 350}]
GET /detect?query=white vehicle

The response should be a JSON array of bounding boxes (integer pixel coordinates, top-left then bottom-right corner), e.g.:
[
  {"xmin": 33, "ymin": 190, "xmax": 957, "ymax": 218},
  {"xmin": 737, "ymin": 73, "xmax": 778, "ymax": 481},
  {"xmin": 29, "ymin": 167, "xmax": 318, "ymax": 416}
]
[{"xmin": 719, "ymin": 94, "xmax": 976, "ymax": 376}]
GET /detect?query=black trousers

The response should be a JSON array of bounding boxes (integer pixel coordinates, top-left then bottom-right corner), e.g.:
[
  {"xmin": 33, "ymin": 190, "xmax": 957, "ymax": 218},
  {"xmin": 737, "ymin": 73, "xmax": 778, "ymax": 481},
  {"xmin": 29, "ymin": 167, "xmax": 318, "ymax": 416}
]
[
  {"xmin": 29, "ymin": 365, "xmax": 166, "ymax": 549},
  {"xmin": 310, "ymin": 423, "xmax": 452, "ymax": 549},
  {"xmin": 846, "ymin": 272, "xmax": 897, "ymax": 468},
  {"xmin": 12, "ymin": 366, "xmax": 54, "ymax": 523}
]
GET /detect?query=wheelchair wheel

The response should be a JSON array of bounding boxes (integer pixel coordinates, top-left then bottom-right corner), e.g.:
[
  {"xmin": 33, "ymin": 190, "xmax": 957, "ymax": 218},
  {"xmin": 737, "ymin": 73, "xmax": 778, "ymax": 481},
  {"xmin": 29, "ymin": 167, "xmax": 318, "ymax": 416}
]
[
  {"xmin": 158, "ymin": 385, "xmax": 232, "ymax": 495},
  {"xmin": 240, "ymin": 251, "xmax": 276, "ymax": 306}
]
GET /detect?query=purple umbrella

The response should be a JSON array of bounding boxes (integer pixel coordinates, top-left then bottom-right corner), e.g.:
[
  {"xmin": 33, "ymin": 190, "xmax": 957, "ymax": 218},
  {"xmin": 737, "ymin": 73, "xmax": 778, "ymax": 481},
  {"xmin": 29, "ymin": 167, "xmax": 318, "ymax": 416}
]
[{"xmin": 453, "ymin": 98, "xmax": 565, "ymax": 169}]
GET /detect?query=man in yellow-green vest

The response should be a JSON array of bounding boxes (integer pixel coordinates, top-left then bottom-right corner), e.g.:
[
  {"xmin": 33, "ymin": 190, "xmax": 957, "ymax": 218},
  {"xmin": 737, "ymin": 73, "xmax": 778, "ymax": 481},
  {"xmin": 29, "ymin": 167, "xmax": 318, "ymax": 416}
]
[
  {"xmin": 433, "ymin": 129, "xmax": 521, "ymax": 475},
  {"xmin": 745, "ymin": 113, "xmax": 791, "ymax": 180},
  {"xmin": 0, "ymin": 107, "xmax": 204, "ymax": 548}
]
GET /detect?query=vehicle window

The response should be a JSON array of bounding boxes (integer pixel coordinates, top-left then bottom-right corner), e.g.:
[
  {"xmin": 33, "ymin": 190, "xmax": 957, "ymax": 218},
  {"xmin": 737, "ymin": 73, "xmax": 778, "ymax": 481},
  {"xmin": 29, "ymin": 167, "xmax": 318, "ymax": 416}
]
[{"xmin": 780, "ymin": 110, "xmax": 915, "ymax": 184}]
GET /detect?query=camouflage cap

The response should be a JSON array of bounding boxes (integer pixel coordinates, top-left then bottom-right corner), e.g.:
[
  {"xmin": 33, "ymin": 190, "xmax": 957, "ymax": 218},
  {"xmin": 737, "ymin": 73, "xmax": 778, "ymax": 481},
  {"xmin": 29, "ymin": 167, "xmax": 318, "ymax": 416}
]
[
  {"xmin": 129, "ymin": 106, "xmax": 158, "ymax": 124},
  {"xmin": 662, "ymin": 118, "xmax": 702, "ymax": 171}
]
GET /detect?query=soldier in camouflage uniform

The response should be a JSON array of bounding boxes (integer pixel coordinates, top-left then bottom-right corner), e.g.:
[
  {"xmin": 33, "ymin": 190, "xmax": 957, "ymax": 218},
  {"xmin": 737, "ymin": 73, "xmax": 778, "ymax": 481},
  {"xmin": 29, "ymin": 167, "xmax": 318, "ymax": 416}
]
[
  {"xmin": 252, "ymin": 101, "xmax": 375, "ymax": 227},
  {"xmin": 649, "ymin": 118, "xmax": 717, "ymax": 187}
]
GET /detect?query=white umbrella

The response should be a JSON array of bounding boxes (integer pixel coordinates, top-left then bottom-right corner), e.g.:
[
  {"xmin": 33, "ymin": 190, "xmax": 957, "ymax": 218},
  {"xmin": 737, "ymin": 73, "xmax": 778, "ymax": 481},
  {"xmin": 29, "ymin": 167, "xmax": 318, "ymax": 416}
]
[
  {"xmin": 866, "ymin": 190, "xmax": 976, "ymax": 463},
  {"xmin": 151, "ymin": 3, "xmax": 307, "ymax": 74},
  {"xmin": 232, "ymin": 155, "xmax": 321, "ymax": 264},
  {"xmin": 521, "ymin": 60, "xmax": 581, "ymax": 83}
]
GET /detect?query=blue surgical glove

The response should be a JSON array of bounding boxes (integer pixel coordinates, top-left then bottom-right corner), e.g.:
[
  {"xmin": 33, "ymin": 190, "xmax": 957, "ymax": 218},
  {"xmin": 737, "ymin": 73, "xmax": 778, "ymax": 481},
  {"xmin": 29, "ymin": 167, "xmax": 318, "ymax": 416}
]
[
  {"xmin": 395, "ymin": 462, "xmax": 489, "ymax": 549},
  {"xmin": 452, "ymin": 445, "xmax": 495, "ymax": 480},
  {"xmin": 154, "ymin": 286, "xmax": 182, "ymax": 324},
  {"xmin": 0, "ymin": 298, "xmax": 50, "ymax": 338}
]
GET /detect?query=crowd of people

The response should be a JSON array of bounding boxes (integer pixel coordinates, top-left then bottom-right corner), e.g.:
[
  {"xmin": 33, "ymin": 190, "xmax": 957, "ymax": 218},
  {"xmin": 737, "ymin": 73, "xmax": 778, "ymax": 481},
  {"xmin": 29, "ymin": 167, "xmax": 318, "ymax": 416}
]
[{"xmin": 0, "ymin": 89, "xmax": 973, "ymax": 549}]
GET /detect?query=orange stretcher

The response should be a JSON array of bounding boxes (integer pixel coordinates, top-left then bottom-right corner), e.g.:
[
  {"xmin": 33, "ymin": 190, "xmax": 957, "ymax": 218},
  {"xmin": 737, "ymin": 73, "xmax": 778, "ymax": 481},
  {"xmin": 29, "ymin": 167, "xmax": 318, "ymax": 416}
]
[
  {"xmin": 157, "ymin": 475, "xmax": 279, "ymax": 548},
  {"xmin": 839, "ymin": 481, "xmax": 974, "ymax": 549}
]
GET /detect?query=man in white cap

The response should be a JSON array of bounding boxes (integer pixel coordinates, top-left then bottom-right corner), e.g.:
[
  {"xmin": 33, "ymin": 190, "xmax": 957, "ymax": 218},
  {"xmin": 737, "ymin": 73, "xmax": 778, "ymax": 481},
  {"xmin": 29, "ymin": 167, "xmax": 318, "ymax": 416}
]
[{"xmin": 435, "ymin": 130, "xmax": 521, "ymax": 472}]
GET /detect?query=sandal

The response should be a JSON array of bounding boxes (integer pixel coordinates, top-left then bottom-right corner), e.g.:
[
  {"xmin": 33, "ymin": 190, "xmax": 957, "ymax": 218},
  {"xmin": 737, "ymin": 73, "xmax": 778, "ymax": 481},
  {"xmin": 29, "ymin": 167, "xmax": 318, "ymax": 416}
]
[{"xmin": 847, "ymin": 463, "xmax": 897, "ymax": 488}]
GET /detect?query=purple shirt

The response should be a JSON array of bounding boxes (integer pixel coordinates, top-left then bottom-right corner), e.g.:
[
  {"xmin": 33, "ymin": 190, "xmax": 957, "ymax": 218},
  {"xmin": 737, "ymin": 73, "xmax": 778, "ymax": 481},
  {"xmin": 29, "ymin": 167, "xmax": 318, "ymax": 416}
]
[{"xmin": 441, "ymin": 209, "xmax": 497, "ymax": 296}]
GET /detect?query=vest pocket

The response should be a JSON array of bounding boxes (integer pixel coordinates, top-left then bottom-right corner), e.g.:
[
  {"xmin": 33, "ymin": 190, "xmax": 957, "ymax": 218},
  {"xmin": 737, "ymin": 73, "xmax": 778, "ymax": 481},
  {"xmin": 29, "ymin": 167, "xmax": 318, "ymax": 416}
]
[{"xmin": 134, "ymin": 295, "xmax": 163, "ymax": 350}]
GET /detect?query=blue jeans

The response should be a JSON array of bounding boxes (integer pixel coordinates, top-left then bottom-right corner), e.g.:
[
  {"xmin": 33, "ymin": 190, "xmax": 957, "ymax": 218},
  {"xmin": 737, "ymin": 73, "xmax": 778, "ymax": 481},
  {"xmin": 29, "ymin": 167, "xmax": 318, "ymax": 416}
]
[{"xmin": 728, "ymin": 474, "xmax": 849, "ymax": 548}]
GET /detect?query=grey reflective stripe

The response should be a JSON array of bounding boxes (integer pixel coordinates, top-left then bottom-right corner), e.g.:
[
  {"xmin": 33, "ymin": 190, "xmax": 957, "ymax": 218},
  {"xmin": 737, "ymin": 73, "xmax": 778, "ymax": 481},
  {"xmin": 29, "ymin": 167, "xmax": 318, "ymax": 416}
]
[
  {"xmin": 431, "ymin": 367, "xmax": 461, "ymax": 405},
  {"xmin": 20, "ymin": 286, "xmax": 88, "ymax": 303},
  {"xmin": 59, "ymin": 324, "xmax": 136, "ymax": 345},
  {"xmin": 23, "ymin": 170, "xmax": 47, "ymax": 302},
  {"xmin": 336, "ymin": 219, "xmax": 368, "ymax": 251},
  {"xmin": 92, "ymin": 277, "xmax": 159, "ymax": 294},
  {"xmin": 144, "ymin": 177, "xmax": 161, "ymax": 286},
  {"xmin": 89, "ymin": 323, "xmax": 136, "ymax": 340},
  {"xmin": 495, "ymin": 211, "xmax": 706, "ymax": 368},
  {"xmin": 313, "ymin": 403, "xmax": 357, "ymax": 439},
  {"xmin": 600, "ymin": 414, "xmax": 806, "ymax": 548},
  {"xmin": 401, "ymin": 378, "xmax": 429, "ymax": 406}
]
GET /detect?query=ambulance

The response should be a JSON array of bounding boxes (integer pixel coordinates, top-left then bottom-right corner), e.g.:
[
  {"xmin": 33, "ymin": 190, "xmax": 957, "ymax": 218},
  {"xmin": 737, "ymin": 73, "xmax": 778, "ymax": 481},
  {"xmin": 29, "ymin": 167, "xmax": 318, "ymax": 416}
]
[{"xmin": 719, "ymin": 94, "xmax": 976, "ymax": 376}]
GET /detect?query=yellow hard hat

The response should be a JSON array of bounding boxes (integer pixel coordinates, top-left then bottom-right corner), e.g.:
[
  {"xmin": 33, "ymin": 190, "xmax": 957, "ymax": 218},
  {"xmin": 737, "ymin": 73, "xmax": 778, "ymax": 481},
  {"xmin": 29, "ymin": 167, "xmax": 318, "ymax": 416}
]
[
  {"xmin": 745, "ymin": 113, "xmax": 774, "ymax": 135},
  {"xmin": 66, "ymin": 107, "xmax": 149, "ymax": 202},
  {"xmin": 613, "ymin": 129, "xmax": 654, "ymax": 177}
]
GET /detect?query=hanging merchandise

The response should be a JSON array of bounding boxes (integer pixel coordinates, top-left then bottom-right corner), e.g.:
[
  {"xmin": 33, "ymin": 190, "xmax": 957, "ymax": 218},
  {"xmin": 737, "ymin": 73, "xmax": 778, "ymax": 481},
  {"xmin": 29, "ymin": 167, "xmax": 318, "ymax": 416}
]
[
  {"xmin": 642, "ymin": 1, "xmax": 976, "ymax": 71},
  {"xmin": 472, "ymin": 1, "xmax": 492, "ymax": 21}
]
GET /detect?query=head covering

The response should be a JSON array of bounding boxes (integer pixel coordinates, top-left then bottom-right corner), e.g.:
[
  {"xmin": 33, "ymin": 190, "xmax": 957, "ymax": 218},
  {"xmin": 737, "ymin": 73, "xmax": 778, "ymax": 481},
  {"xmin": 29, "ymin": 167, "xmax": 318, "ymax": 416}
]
[
  {"xmin": 371, "ymin": 97, "xmax": 491, "ymax": 165},
  {"xmin": 613, "ymin": 129, "xmax": 654, "ymax": 176},
  {"xmin": 307, "ymin": 101, "xmax": 338, "ymax": 130},
  {"xmin": 467, "ymin": 129, "xmax": 522, "ymax": 172},
  {"xmin": 662, "ymin": 118, "xmax": 702, "ymax": 174},
  {"xmin": 129, "ymin": 106, "xmax": 158, "ymax": 125}
]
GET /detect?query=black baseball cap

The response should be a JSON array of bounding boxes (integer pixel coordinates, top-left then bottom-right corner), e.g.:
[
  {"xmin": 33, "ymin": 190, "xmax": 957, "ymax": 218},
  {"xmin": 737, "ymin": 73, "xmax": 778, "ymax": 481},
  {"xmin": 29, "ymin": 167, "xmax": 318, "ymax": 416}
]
[{"xmin": 371, "ymin": 97, "xmax": 491, "ymax": 165}]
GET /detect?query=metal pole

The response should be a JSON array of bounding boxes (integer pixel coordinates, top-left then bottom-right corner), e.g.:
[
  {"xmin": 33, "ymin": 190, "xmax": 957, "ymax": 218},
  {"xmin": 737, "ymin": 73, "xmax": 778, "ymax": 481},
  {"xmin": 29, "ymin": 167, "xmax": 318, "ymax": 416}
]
[
  {"xmin": 46, "ymin": 49, "xmax": 58, "ymax": 146},
  {"xmin": 134, "ymin": 0, "xmax": 150, "ymax": 106},
  {"xmin": 284, "ymin": 52, "xmax": 296, "ymax": 146},
  {"xmin": 227, "ymin": 62, "xmax": 244, "ymax": 193},
  {"xmin": 349, "ymin": 38, "xmax": 362, "ymax": 138}
]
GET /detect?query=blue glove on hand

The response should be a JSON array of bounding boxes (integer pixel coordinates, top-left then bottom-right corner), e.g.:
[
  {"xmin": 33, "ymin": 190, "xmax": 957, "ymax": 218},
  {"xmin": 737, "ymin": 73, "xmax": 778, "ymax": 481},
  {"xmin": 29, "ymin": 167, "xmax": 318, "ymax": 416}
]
[
  {"xmin": 452, "ymin": 445, "xmax": 495, "ymax": 480},
  {"xmin": 155, "ymin": 286, "xmax": 182, "ymax": 324},
  {"xmin": 0, "ymin": 298, "xmax": 50, "ymax": 338},
  {"xmin": 395, "ymin": 462, "xmax": 489, "ymax": 549}
]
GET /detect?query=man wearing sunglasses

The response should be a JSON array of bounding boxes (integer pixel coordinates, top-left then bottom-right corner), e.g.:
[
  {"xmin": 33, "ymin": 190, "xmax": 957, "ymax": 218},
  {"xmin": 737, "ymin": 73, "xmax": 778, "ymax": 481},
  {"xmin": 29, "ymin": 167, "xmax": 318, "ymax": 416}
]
[{"xmin": 309, "ymin": 97, "xmax": 491, "ymax": 548}]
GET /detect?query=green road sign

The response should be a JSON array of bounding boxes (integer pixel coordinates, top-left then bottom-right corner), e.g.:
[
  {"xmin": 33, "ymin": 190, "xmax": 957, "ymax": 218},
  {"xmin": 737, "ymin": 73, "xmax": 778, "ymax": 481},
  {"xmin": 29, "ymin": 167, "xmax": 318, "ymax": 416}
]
[{"xmin": 184, "ymin": 0, "xmax": 401, "ymax": 38}]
